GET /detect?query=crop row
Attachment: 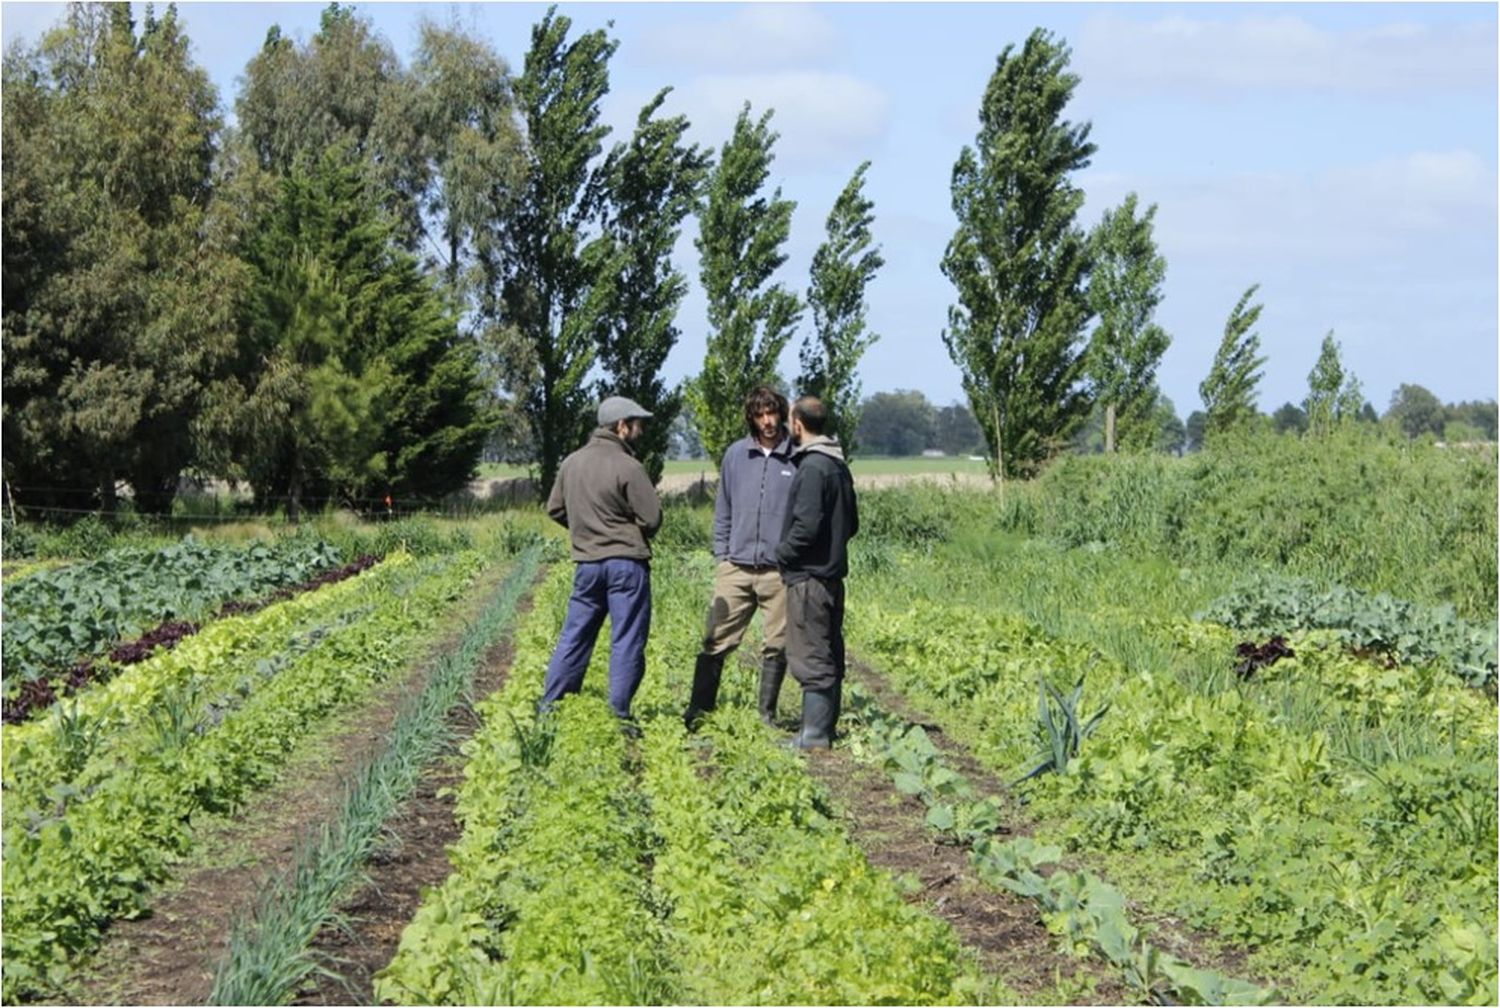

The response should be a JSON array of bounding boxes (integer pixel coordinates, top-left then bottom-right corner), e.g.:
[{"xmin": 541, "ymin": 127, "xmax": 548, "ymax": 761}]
[
  {"xmin": 843, "ymin": 681, "xmax": 1270, "ymax": 1005},
  {"xmin": 377, "ymin": 557, "xmax": 999, "ymax": 1005},
  {"xmin": 846, "ymin": 599, "xmax": 1498, "ymax": 1005},
  {"xmin": 1, "ymin": 533, "xmax": 343, "ymax": 689},
  {"xmin": 1, "ymin": 548, "xmax": 487, "ymax": 1001}
]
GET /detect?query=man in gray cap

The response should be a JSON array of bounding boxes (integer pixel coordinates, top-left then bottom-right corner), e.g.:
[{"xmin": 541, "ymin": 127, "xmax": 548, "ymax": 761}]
[{"xmin": 540, "ymin": 396, "xmax": 662, "ymax": 723}]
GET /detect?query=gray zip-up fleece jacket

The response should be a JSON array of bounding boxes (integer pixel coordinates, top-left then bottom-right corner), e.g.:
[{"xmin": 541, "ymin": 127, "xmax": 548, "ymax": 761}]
[
  {"xmin": 712, "ymin": 433, "xmax": 796, "ymax": 567},
  {"xmin": 777, "ymin": 436, "xmax": 858, "ymax": 583},
  {"xmin": 547, "ymin": 429, "xmax": 662, "ymax": 562}
]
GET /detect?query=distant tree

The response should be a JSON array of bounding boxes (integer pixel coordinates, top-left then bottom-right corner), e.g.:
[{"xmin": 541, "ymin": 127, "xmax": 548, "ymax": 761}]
[
  {"xmin": 1184, "ymin": 410, "xmax": 1208, "ymax": 453},
  {"xmin": 2, "ymin": 3, "xmax": 245, "ymax": 515},
  {"xmin": 1152, "ymin": 393, "xmax": 1187, "ymax": 455},
  {"xmin": 1200, "ymin": 284, "xmax": 1267, "ymax": 441},
  {"xmin": 1085, "ymin": 192, "xmax": 1170, "ymax": 453},
  {"xmin": 589, "ymin": 89, "xmax": 711, "ymax": 484},
  {"xmin": 1384, "ymin": 383, "xmax": 1445, "ymax": 440},
  {"xmin": 941, "ymin": 29, "xmax": 1095, "ymax": 481},
  {"xmin": 1444, "ymin": 399, "xmax": 1497, "ymax": 441},
  {"xmin": 687, "ymin": 104, "xmax": 802, "ymax": 464},
  {"xmin": 855, "ymin": 390, "xmax": 937, "ymax": 456},
  {"xmin": 1303, "ymin": 330, "xmax": 1364, "ymax": 436},
  {"xmin": 801, "ymin": 160, "xmax": 884, "ymax": 457},
  {"xmin": 935, "ymin": 402, "xmax": 985, "ymax": 456},
  {"xmin": 667, "ymin": 405, "xmax": 706, "ymax": 461},
  {"xmin": 485, "ymin": 8, "xmax": 618, "ymax": 497},
  {"xmin": 1271, "ymin": 402, "xmax": 1309, "ymax": 435}
]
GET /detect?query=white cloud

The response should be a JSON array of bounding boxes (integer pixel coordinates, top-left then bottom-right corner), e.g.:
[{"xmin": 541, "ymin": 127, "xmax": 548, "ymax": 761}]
[
  {"xmin": 1077, "ymin": 13, "xmax": 1495, "ymax": 96},
  {"xmin": 637, "ymin": 4, "xmax": 836, "ymax": 73},
  {"xmin": 669, "ymin": 71, "xmax": 890, "ymax": 168}
]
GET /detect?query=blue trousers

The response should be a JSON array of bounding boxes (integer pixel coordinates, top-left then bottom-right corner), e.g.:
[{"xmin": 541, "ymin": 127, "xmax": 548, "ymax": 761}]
[{"xmin": 540, "ymin": 558, "xmax": 652, "ymax": 718}]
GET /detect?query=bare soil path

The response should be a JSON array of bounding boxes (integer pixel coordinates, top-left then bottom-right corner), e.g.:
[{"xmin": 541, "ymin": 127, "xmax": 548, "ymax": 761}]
[{"xmin": 63, "ymin": 562, "xmax": 537, "ymax": 1007}]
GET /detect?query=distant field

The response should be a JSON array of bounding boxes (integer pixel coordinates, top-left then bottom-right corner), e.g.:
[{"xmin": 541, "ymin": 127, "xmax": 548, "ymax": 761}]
[{"xmin": 476, "ymin": 455, "xmax": 990, "ymax": 481}]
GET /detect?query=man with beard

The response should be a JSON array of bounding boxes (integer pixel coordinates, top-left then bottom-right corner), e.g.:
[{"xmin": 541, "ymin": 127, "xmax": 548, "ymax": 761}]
[
  {"xmin": 540, "ymin": 396, "xmax": 662, "ymax": 726},
  {"xmin": 777, "ymin": 395, "xmax": 859, "ymax": 749},
  {"xmin": 684, "ymin": 385, "xmax": 796, "ymax": 729}
]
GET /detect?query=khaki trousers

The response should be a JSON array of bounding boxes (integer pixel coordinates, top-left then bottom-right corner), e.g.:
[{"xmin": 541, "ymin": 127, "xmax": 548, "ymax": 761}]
[{"xmin": 700, "ymin": 561, "xmax": 786, "ymax": 662}]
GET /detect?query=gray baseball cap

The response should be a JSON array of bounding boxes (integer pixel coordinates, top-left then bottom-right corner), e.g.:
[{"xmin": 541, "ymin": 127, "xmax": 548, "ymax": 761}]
[{"xmin": 597, "ymin": 395, "xmax": 653, "ymax": 427}]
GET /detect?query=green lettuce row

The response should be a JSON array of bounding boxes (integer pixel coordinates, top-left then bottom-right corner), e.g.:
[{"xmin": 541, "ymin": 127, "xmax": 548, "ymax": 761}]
[
  {"xmin": 0, "ymin": 550, "xmax": 486, "ymax": 1001},
  {"xmin": 379, "ymin": 567, "xmax": 673, "ymax": 1004},
  {"xmin": 2, "ymin": 552, "xmax": 422, "ymax": 818},
  {"xmin": 848, "ymin": 601, "xmax": 1498, "ymax": 1005},
  {"xmin": 380, "ymin": 555, "xmax": 998, "ymax": 1005}
]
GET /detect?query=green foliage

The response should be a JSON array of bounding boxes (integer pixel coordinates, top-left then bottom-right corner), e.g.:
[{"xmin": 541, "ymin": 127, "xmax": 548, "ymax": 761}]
[
  {"xmin": 801, "ymin": 161, "xmax": 884, "ymax": 456},
  {"xmin": 687, "ymin": 104, "xmax": 803, "ymax": 465},
  {"xmin": 855, "ymin": 389, "xmax": 938, "ymax": 457},
  {"xmin": 1199, "ymin": 285, "xmax": 1267, "ymax": 440},
  {"xmin": 1085, "ymin": 193, "xmax": 1171, "ymax": 453},
  {"xmin": 1304, "ymin": 331, "xmax": 1364, "ymax": 436},
  {"xmin": 1023, "ymin": 425, "xmax": 1498, "ymax": 621},
  {"xmin": 485, "ymin": 7, "xmax": 619, "ymax": 499},
  {"xmin": 1383, "ymin": 382, "xmax": 1446, "ymax": 440},
  {"xmin": 208, "ymin": 549, "xmax": 539, "ymax": 1006},
  {"xmin": 1020, "ymin": 674, "xmax": 1111, "ymax": 782},
  {"xmin": 1, "ymin": 534, "xmax": 341, "ymax": 690},
  {"xmin": 1201, "ymin": 572, "xmax": 1497, "ymax": 690},
  {"xmin": 941, "ymin": 29, "xmax": 1096, "ymax": 480},
  {"xmin": 1, "ymin": 551, "xmax": 486, "ymax": 998},
  {"xmin": 2, "ymin": 3, "xmax": 247, "ymax": 515},
  {"xmin": 590, "ymin": 89, "xmax": 712, "ymax": 483},
  {"xmin": 235, "ymin": 149, "xmax": 490, "ymax": 512}
]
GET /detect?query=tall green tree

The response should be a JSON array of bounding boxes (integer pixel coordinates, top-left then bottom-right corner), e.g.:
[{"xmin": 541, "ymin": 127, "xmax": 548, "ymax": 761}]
[
  {"xmin": 1200, "ymin": 284, "xmax": 1267, "ymax": 440},
  {"xmin": 800, "ymin": 160, "xmax": 884, "ymax": 457},
  {"xmin": 235, "ymin": 149, "xmax": 489, "ymax": 516},
  {"xmin": 687, "ymin": 104, "xmax": 803, "ymax": 464},
  {"xmin": 589, "ymin": 89, "xmax": 711, "ymax": 484},
  {"xmin": 1303, "ymin": 330, "xmax": 1364, "ymax": 436},
  {"xmin": 941, "ymin": 29, "xmax": 1096, "ymax": 481},
  {"xmin": 2, "ymin": 3, "xmax": 245, "ymax": 515},
  {"xmin": 481, "ymin": 7, "xmax": 617, "ymax": 495},
  {"xmin": 1086, "ymin": 192, "xmax": 1170, "ymax": 453}
]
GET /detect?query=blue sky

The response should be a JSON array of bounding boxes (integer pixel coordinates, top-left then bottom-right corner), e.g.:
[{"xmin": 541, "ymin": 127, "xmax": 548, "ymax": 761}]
[{"xmin": 4, "ymin": 1, "xmax": 1496, "ymax": 416}]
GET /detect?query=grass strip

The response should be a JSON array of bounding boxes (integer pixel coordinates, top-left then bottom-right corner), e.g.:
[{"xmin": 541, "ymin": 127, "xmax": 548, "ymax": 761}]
[{"xmin": 207, "ymin": 544, "xmax": 541, "ymax": 1006}]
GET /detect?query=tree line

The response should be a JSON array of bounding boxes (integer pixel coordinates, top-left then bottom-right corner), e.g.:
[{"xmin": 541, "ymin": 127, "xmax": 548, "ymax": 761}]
[{"xmin": 3, "ymin": 5, "xmax": 1492, "ymax": 519}]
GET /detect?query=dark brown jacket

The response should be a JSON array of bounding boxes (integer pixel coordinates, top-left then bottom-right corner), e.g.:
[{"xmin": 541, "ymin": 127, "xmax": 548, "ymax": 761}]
[{"xmin": 547, "ymin": 429, "xmax": 662, "ymax": 562}]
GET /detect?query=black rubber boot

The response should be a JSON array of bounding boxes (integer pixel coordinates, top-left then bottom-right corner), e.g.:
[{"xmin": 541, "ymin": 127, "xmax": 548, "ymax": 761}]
[
  {"xmin": 757, "ymin": 656, "xmax": 787, "ymax": 726},
  {"xmin": 788, "ymin": 685, "xmax": 837, "ymax": 749},
  {"xmin": 683, "ymin": 652, "xmax": 725, "ymax": 730}
]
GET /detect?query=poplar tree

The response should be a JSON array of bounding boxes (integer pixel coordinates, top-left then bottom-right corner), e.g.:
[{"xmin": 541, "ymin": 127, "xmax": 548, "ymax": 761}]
[
  {"xmin": 801, "ymin": 161, "xmax": 884, "ymax": 457},
  {"xmin": 483, "ymin": 8, "xmax": 618, "ymax": 496},
  {"xmin": 941, "ymin": 30, "xmax": 1096, "ymax": 481},
  {"xmin": 591, "ymin": 89, "xmax": 711, "ymax": 483},
  {"xmin": 1086, "ymin": 193, "xmax": 1170, "ymax": 453},
  {"xmin": 688, "ymin": 105, "xmax": 802, "ymax": 464},
  {"xmin": 1304, "ymin": 331, "xmax": 1363, "ymax": 436},
  {"xmin": 1200, "ymin": 284, "xmax": 1268, "ymax": 440}
]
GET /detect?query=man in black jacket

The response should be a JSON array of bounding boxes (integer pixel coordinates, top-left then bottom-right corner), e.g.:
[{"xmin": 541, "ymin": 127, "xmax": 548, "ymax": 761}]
[{"xmin": 776, "ymin": 395, "xmax": 859, "ymax": 748}]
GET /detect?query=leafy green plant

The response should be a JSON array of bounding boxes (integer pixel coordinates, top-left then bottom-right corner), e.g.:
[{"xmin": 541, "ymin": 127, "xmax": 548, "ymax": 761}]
[{"xmin": 1019, "ymin": 673, "xmax": 1110, "ymax": 782}]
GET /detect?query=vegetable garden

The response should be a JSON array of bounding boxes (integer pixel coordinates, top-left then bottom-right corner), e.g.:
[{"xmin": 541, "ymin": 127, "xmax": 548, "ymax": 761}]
[{"xmin": 1, "ymin": 443, "xmax": 1495, "ymax": 1006}]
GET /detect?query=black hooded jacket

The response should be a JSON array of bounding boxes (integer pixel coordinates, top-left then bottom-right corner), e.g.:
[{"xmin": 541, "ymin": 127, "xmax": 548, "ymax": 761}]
[{"xmin": 776, "ymin": 436, "xmax": 859, "ymax": 583}]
